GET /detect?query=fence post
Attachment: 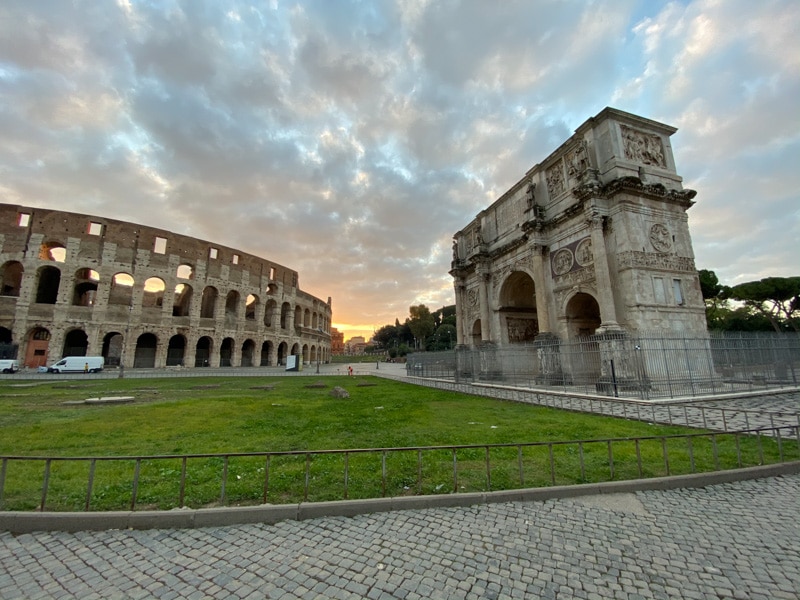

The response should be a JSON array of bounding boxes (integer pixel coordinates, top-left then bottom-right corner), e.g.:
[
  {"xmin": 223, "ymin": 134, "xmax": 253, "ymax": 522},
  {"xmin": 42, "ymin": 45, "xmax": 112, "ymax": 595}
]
[
  {"xmin": 452, "ymin": 449, "xmax": 458, "ymax": 493},
  {"xmin": 0, "ymin": 458, "xmax": 6, "ymax": 508},
  {"xmin": 40, "ymin": 459, "xmax": 51, "ymax": 512},
  {"xmin": 85, "ymin": 459, "xmax": 96, "ymax": 511},
  {"xmin": 263, "ymin": 455, "xmax": 271, "ymax": 504},
  {"xmin": 220, "ymin": 456, "xmax": 229, "ymax": 505},
  {"xmin": 610, "ymin": 359, "xmax": 619, "ymax": 398},
  {"xmin": 381, "ymin": 451, "xmax": 387, "ymax": 497},
  {"xmin": 484, "ymin": 447, "xmax": 491, "ymax": 491},
  {"xmin": 303, "ymin": 454, "xmax": 310, "ymax": 501},
  {"xmin": 131, "ymin": 459, "xmax": 141, "ymax": 511},
  {"xmin": 179, "ymin": 457, "xmax": 187, "ymax": 507}
]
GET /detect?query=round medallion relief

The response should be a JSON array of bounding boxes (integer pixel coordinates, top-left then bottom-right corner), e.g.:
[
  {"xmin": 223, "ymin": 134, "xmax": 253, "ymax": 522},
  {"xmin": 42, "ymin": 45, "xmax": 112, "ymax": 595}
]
[
  {"xmin": 552, "ymin": 248, "xmax": 574, "ymax": 276},
  {"xmin": 649, "ymin": 223, "xmax": 672, "ymax": 253},
  {"xmin": 575, "ymin": 238, "xmax": 593, "ymax": 267}
]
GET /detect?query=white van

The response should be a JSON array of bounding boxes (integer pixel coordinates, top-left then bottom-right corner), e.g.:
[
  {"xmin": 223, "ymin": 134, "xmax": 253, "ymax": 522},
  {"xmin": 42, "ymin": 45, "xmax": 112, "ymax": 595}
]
[
  {"xmin": 48, "ymin": 356, "xmax": 104, "ymax": 373},
  {"xmin": 0, "ymin": 359, "xmax": 19, "ymax": 373}
]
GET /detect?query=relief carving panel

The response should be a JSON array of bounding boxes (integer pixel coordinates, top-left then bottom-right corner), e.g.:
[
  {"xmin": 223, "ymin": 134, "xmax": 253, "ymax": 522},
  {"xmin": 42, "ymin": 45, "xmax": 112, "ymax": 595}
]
[
  {"xmin": 617, "ymin": 251, "xmax": 696, "ymax": 272},
  {"xmin": 621, "ymin": 124, "xmax": 666, "ymax": 168},
  {"xmin": 546, "ymin": 161, "xmax": 565, "ymax": 197}
]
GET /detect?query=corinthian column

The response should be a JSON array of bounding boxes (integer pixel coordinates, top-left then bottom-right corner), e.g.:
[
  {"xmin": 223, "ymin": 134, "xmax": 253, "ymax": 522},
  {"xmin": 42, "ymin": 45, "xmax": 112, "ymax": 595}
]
[
  {"xmin": 477, "ymin": 264, "xmax": 492, "ymax": 342},
  {"xmin": 588, "ymin": 214, "xmax": 622, "ymax": 333},
  {"xmin": 531, "ymin": 245, "xmax": 551, "ymax": 334},
  {"xmin": 454, "ymin": 282, "xmax": 466, "ymax": 345}
]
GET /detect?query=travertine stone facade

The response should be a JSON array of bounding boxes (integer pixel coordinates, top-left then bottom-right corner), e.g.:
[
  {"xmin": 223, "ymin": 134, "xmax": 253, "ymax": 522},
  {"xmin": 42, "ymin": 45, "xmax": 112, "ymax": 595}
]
[
  {"xmin": 451, "ymin": 107, "xmax": 706, "ymax": 347},
  {"xmin": 0, "ymin": 204, "xmax": 332, "ymax": 369}
]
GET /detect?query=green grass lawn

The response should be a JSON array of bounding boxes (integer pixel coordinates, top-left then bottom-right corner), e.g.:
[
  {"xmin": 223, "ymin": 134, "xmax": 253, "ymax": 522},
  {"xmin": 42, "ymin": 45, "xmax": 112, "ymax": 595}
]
[{"xmin": 0, "ymin": 375, "xmax": 794, "ymax": 511}]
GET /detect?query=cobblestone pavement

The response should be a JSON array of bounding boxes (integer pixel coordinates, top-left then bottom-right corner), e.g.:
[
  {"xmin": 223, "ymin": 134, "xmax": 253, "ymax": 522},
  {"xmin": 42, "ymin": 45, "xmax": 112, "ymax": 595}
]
[{"xmin": 1, "ymin": 474, "xmax": 798, "ymax": 600}]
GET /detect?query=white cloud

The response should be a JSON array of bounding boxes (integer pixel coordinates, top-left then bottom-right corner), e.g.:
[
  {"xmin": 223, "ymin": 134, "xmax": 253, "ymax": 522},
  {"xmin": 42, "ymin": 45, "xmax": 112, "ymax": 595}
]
[{"xmin": 0, "ymin": 0, "xmax": 798, "ymax": 338}]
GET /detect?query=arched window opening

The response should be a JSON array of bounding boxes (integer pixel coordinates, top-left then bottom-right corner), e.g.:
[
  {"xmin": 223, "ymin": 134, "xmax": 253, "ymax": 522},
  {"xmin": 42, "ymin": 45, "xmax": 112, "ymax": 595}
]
[
  {"xmin": 260, "ymin": 341, "xmax": 272, "ymax": 366},
  {"xmin": 264, "ymin": 299, "xmax": 277, "ymax": 327},
  {"xmin": 173, "ymin": 283, "xmax": 192, "ymax": 316},
  {"xmin": 225, "ymin": 291, "xmax": 240, "ymax": 320},
  {"xmin": 72, "ymin": 268, "xmax": 100, "ymax": 307},
  {"xmin": 245, "ymin": 294, "xmax": 258, "ymax": 320},
  {"xmin": 35, "ymin": 266, "xmax": 61, "ymax": 304},
  {"xmin": 0, "ymin": 261, "xmax": 24, "ymax": 297},
  {"xmin": 166, "ymin": 335, "xmax": 186, "ymax": 366},
  {"xmin": 176, "ymin": 264, "xmax": 194, "ymax": 279},
  {"xmin": 277, "ymin": 341, "xmax": 288, "ymax": 365},
  {"xmin": 102, "ymin": 332, "xmax": 123, "ymax": 367},
  {"xmin": 134, "ymin": 333, "xmax": 158, "ymax": 368},
  {"xmin": 195, "ymin": 336, "xmax": 212, "ymax": 367},
  {"xmin": 108, "ymin": 273, "xmax": 134, "ymax": 306},
  {"xmin": 280, "ymin": 302, "xmax": 291, "ymax": 329},
  {"xmin": 220, "ymin": 337, "xmax": 234, "ymax": 367},
  {"xmin": 62, "ymin": 329, "xmax": 88, "ymax": 358},
  {"xmin": 39, "ymin": 242, "xmax": 66, "ymax": 262},
  {"xmin": 241, "ymin": 339, "xmax": 255, "ymax": 367},
  {"xmin": 142, "ymin": 277, "xmax": 165, "ymax": 309},
  {"xmin": 200, "ymin": 287, "xmax": 218, "ymax": 318}
]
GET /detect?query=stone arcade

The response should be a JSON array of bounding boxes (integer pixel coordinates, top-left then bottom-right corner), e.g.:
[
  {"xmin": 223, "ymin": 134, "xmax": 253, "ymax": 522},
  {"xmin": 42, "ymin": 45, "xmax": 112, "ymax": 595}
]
[
  {"xmin": 450, "ymin": 107, "xmax": 707, "ymax": 385},
  {"xmin": 0, "ymin": 205, "xmax": 332, "ymax": 370}
]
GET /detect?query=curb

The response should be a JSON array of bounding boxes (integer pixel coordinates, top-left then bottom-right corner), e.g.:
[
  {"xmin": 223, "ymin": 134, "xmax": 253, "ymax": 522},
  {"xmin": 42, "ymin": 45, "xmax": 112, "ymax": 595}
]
[{"xmin": 2, "ymin": 461, "xmax": 798, "ymax": 534}]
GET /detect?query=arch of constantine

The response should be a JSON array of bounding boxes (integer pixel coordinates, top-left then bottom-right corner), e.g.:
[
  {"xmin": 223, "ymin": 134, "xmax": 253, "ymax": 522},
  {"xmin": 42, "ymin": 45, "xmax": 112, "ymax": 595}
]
[
  {"xmin": 450, "ymin": 108, "xmax": 707, "ymax": 386},
  {"xmin": 0, "ymin": 204, "xmax": 332, "ymax": 370}
]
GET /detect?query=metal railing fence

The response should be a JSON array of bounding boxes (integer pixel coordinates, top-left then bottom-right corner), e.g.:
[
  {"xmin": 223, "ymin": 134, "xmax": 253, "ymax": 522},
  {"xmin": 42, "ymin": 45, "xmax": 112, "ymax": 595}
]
[
  {"xmin": 406, "ymin": 331, "xmax": 800, "ymax": 399},
  {"xmin": 1, "ymin": 425, "xmax": 798, "ymax": 513}
]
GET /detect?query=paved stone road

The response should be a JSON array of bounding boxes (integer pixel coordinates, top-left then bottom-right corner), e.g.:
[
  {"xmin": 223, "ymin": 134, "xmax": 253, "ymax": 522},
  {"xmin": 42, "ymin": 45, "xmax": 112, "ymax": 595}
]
[{"xmin": 1, "ymin": 474, "xmax": 798, "ymax": 600}]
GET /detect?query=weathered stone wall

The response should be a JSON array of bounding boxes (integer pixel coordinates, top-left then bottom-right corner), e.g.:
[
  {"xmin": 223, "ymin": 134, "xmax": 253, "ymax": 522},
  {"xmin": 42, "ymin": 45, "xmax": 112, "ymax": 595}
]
[{"xmin": 0, "ymin": 204, "xmax": 332, "ymax": 369}]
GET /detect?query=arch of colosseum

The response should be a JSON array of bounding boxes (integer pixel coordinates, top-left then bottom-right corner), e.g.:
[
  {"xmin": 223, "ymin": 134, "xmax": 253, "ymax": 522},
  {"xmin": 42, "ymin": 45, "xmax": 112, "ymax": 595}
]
[{"xmin": 0, "ymin": 204, "xmax": 332, "ymax": 370}]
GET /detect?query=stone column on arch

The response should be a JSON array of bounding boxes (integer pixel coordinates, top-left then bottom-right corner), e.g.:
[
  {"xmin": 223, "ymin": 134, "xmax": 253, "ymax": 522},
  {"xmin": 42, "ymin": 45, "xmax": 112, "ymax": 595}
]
[
  {"xmin": 530, "ymin": 244, "xmax": 552, "ymax": 335},
  {"xmin": 454, "ymin": 282, "xmax": 467, "ymax": 345},
  {"xmin": 588, "ymin": 213, "xmax": 622, "ymax": 333},
  {"xmin": 477, "ymin": 264, "xmax": 492, "ymax": 342}
]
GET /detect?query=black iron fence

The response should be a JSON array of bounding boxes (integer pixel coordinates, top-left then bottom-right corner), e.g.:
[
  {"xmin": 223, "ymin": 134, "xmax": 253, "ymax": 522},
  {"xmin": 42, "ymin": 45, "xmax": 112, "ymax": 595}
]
[
  {"xmin": 406, "ymin": 331, "xmax": 800, "ymax": 399},
  {"xmin": 1, "ymin": 425, "xmax": 798, "ymax": 513}
]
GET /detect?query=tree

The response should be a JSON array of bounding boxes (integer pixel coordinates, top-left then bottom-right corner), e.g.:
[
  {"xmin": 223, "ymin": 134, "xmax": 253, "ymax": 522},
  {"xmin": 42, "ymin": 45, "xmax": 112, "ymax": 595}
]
[
  {"xmin": 407, "ymin": 304, "xmax": 435, "ymax": 350},
  {"xmin": 698, "ymin": 269, "xmax": 728, "ymax": 304},
  {"xmin": 698, "ymin": 269, "xmax": 732, "ymax": 330},
  {"xmin": 729, "ymin": 277, "xmax": 800, "ymax": 333},
  {"xmin": 372, "ymin": 324, "xmax": 398, "ymax": 349}
]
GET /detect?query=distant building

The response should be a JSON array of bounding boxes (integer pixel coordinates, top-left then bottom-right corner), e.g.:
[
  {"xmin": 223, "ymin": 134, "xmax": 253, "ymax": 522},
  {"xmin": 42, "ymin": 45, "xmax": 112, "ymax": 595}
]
[
  {"xmin": 330, "ymin": 328, "xmax": 344, "ymax": 355},
  {"xmin": 345, "ymin": 335, "xmax": 367, "ymax": 355}
]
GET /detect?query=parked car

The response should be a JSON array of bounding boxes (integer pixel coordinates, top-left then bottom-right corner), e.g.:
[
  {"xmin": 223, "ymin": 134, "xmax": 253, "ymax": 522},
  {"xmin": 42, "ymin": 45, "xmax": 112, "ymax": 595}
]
[
  {"xmin": 47, "ymin": 356, "xmax": 104, "ymax": 373},
  {"xmin": 0, "ymin": 359, "xmax": 19, "ymax": 374}
]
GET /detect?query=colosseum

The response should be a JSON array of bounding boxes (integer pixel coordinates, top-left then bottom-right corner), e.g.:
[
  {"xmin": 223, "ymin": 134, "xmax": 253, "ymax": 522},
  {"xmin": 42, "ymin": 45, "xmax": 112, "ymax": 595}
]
[{"xmin": 0, "ymin": 204, "xmax": 332, "ymax": 370}]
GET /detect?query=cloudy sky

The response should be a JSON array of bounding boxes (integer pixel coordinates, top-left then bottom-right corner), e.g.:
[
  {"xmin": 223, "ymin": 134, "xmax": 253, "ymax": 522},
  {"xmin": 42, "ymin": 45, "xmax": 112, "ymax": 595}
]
[{"xmin": 1, "ymin": 1, "xmax": 798, "ymax": 339}]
